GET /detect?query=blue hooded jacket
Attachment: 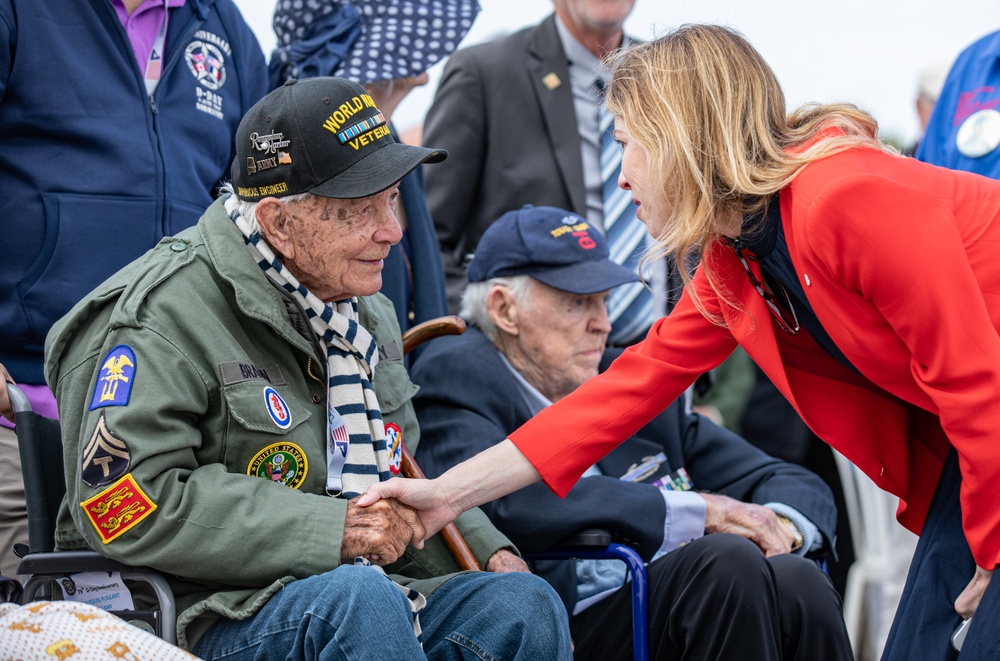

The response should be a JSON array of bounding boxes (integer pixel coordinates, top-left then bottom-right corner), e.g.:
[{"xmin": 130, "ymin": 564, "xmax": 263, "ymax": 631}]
[
  {"xmin": 0, "ymin": 0, "xmax": 267, "ymax": 383},
  {"xmin": 917, "ymin": 30, "xmax": 1000, "ymax": 175}
]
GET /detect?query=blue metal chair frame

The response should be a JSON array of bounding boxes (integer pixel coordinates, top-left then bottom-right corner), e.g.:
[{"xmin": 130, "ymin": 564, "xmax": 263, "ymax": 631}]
[{"xmin": 529, "ymin": 530, "xmax": 649, "ymax": 661}]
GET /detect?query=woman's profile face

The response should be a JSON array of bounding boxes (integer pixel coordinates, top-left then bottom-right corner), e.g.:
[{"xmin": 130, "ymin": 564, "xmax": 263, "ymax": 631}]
[{"xmin": 614, "ymin": 116, "xmax": 666, "ymax": 236}]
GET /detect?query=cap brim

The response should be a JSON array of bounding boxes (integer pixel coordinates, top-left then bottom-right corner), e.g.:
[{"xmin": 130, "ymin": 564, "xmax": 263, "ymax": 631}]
[
  {"xmin": 529, "ymin": 260, "xmax": 642, "ymax": 295},
  {"xmin": 309, "ymin": 142, "xmax": 446, "ymax": 199}
]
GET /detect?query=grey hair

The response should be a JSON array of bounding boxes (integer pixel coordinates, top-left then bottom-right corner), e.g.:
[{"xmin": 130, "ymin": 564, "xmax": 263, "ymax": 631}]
[
  {"xmin": 460, "ymin": 275, "xmax": 536, "ymax": 343},
  {"xmin": 217, "ymin": 182, "xmax": 312, "ymax": 234}
]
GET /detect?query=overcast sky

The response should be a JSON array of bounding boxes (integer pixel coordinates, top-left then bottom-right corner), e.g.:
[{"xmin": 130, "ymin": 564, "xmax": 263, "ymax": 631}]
[{"xmin": 233, "ymin": 0, "xmax": 1000, "ymax": 145}]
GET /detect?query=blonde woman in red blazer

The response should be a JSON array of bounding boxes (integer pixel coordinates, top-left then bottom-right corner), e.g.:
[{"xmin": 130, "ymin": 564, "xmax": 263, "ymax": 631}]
[{"xmin": 363, "ymin": 24, "xmax": 1000, "ymax": 659}]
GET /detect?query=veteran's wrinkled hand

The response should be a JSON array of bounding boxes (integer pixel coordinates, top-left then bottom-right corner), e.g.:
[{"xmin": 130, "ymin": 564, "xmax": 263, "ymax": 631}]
[
  {"xmin": 701, "ymin": 493, "xmax": 796, "ymax": 557},
  {"xmin": 486, "ymin": 548, "xmax": 530, "ymax": 574},
  {"xmin": 342, "ymin": 496, "xmax": 426, "ymax": 565},
  {"xmin": 357, "ymin": 477, "xmax": 462, "ymax": 548}
]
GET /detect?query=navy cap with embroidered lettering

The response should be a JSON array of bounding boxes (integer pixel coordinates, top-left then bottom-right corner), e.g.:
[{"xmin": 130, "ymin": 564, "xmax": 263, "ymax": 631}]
[
  {"xmin": 231, "ymin": 77, "xmax": 445, "ymax": 201},
  {"xmin": 468, "ymin": 205, "xmax": 642, "ymax": 295}
]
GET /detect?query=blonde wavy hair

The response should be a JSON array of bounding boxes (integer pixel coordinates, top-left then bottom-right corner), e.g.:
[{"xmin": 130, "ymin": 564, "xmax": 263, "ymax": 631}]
[{"xmin": 605, "ymin": 24, "xmax": 890, "ymax": 317}]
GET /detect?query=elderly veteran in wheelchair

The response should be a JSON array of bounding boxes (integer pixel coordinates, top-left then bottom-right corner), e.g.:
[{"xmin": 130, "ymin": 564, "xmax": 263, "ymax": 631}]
[
  {"xmin": 42, "ymin": 77, "xmax": 572, "ymax": 660},
  {"xmin": 409, "ymin": 205, "xmax": 853, "ymax": 661}
]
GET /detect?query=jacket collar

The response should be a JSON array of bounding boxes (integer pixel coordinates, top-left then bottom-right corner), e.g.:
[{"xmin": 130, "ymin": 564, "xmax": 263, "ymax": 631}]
[
  {"xmin": 526, "ymin": 14, "xmax": 587, "ymax": 216},
  {"xmin": 199, "ymin": 197, "xmax": 319, "ymax": 361}
]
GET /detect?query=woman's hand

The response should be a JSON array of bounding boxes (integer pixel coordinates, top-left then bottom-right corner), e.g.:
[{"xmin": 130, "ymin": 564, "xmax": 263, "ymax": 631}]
[
  {"xmin": 359, "ymin": 440, "xmax": 542, "ymax": 548},
  {"xmin": 364, "ymin": 73, "xmax": 429, "ymax": 123},
  {"xmin": 956, "ymin": 565, "xmax": 993, "ymax": 618},
  {"xmin": 357, "ymin": 477, "xmax": 463, "ymax": 548}
]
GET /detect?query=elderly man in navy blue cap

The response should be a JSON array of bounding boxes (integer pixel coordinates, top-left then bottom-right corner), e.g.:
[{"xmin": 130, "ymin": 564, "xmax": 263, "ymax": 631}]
[{"xmin": 410, "ymin": 205, "xmax": 853, "ymax": 661}]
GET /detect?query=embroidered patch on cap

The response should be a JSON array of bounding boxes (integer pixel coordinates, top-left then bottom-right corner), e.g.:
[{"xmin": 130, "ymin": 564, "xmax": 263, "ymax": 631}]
[
  {"xmin": 550, "ymin": 218, "xmax": 597, "ymax": 250},
  {"xmin": 81, "ymin": 473, "xmax": 157, "ymax": 544},
  {"xmin": 384, "ymin": 422, "xmax": 403, "ymax": 475},
  {"xmin": 335, "ymin": 111, "xmax": 386, "ymax": 144},
  {"xmin": 89, "ymin": 345, "xmax": 137, "ymax": 410},
  {"xmin": 263, "ymin": 386, "xmax": 291, "ymax": 429},
  {"xmin": 81, "ymin": 412, "xmax": 131, "ymax": 488},
  {"xmin": 247, "ymin": 442, "xmax": 308, "ymax": 489}
]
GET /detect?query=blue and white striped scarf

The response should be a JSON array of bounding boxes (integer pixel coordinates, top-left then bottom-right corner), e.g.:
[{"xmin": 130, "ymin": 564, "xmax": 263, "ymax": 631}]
[
  {"xmin": 227, "ymin": 195, "xmax": 427, "ymax": 636},
  {"xmin": 225, "ymin": 194, "xmax": 391, "ymax": 498}
]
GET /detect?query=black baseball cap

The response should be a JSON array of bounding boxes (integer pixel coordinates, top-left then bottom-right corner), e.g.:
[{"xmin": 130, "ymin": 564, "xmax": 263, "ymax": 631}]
[
  {"xmin": 231, "ymin": 77, "xmax": 445, "ymax": 201},
  {"xmin": 467, "ymin": 205, "xmax": 641, "ymax": 294}
]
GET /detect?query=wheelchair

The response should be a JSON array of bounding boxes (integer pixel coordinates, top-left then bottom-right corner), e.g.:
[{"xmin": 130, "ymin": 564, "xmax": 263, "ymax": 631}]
[{"xmin": 8, "ymin": 381, "xmax": 178, "ymax": 644}]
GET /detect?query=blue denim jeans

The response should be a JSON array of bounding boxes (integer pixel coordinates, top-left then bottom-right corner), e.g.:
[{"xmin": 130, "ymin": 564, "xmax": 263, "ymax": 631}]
[{"xmin": 192, "ymin": 566, "xmax": 572, "ymax": 660}]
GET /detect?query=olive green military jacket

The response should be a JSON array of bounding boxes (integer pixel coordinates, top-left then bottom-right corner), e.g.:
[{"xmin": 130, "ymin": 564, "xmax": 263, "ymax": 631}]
[{"xmin": 44, "ymin": 197, "xmax": 514, "ymax": 649}]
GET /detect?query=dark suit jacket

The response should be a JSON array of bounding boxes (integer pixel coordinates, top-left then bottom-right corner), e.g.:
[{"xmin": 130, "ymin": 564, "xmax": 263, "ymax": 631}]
[
  {"xmin": 423, "ymin": 15, "xmax": 587, "ymax": 308},
  {"xmin": 411, "ymin": 326, "xmax": 837, "ymax": 608}
]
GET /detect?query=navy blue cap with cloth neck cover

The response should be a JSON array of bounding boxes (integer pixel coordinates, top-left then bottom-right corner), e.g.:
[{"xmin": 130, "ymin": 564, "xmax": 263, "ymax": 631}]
[{"xmin": 467, "ymin": 205, "xmax": 642, "ymax": 295}]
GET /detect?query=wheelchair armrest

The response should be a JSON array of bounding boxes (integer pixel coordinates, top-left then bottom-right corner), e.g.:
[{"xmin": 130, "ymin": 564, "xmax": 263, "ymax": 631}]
[
  {"xmin": 18, "ymin": 551, "xmax": 178, "ymax": 645},
  {"xmin": 551, "ymin": 528, "xmax": 613, "ymax": 548},
  {"xmin": 17, "ymin": 550, "xmax": 141, "ymax": 575}
]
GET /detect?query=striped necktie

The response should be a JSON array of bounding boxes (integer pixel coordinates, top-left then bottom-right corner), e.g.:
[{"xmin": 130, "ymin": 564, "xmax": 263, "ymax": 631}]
[{"xmin": 597, "ymin": 80, "xmax": 656, "ymax": 345}]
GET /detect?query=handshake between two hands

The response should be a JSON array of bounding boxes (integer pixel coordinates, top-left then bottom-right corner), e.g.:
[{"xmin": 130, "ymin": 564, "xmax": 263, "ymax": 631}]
[{"xmin": 344, "ymin": 479, "xmax": 528, "ymax": 573}]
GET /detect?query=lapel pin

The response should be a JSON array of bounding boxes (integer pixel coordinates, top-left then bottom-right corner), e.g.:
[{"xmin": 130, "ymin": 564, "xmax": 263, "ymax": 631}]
[{"xmin": 542, "ymin": 72, "xmax": 561, "ymax": 90}]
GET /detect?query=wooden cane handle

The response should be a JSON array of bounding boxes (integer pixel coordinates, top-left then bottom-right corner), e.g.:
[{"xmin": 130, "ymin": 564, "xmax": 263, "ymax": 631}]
[{"xmin": 401, "ymin": 316, "xmax": 466, "ymax": 355}]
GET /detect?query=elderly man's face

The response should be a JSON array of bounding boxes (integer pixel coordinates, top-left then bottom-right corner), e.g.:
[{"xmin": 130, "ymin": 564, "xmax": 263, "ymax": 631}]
[
  {"xmin": 504, "ymin": 280, "xmax": 612, "ymax": 403},
  {"xmin": 555, "ymin": 0, "xmax": 635, "ymax": 35},
  {"xmin": 271, "ymin": 187, "xmax": 402, "ymax": 302}
]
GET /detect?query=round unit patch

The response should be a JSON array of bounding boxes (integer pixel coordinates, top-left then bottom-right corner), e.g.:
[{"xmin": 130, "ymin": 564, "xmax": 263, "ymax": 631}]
[
  {"xmin": 263, "ymin": 386, "xmax": 292, "ymax": 429},
  {"xmin": 384, "ymin": 422, "xmax": 403, "ymax": 475},
  {"xmin": 247, "ymin": 442, "xmax": 308, "ymax": 489}
]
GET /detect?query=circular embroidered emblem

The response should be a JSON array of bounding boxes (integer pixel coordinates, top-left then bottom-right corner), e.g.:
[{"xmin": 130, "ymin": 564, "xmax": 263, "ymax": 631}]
[
  {"xmin": 384, "ymin": 423, "xmax": 403, "ymax": 475},
  {"xmin": 263, "ymin": 387, "xmax": 292, "ymax": 429},
  {"xmin": 247, "ymin": 442, "xmax": 307, "ymax": 489},
  {"xmin": 185, "ymin": 40, "xmax": 227, "ymax": 90}
]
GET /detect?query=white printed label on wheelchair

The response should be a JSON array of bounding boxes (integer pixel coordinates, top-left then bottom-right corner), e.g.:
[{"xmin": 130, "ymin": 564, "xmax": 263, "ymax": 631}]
[
  {"xmin": 247, "ymin": 442, "xmax": 308, "ymax": 489},
  {"xmin": 81, "ymin": 412, "xmax": 132, "ymax": 488},
  {"xmin": 58, "ymin": 571, "xmax": 135, "ymax": 612},
  {"xmin": 384, "ymin": 422, "xmax": 403, "ymax": 475},
  {"xmin": 89, "ymin": 345, "xmax": 137, "ymax": 410},
  {"xmin": 81, "ymin": 473, "xmax": 157, "ymax": 544}
]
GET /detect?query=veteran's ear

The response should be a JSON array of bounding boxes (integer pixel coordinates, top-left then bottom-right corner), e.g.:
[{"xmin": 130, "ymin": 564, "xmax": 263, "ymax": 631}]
[{"xmin": 255, "ymin": 197, "xmax": 295, "ymax": 260}]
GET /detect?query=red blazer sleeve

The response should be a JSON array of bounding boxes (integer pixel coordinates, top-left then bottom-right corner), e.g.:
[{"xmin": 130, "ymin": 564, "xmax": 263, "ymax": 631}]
[
  {"xmin": 508, "ymin": 267, "xmax": 738, "ymax": 496},
  {"xmin": 794, "ymin": 154, "xmax": 1000, "ymax": 568}
]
